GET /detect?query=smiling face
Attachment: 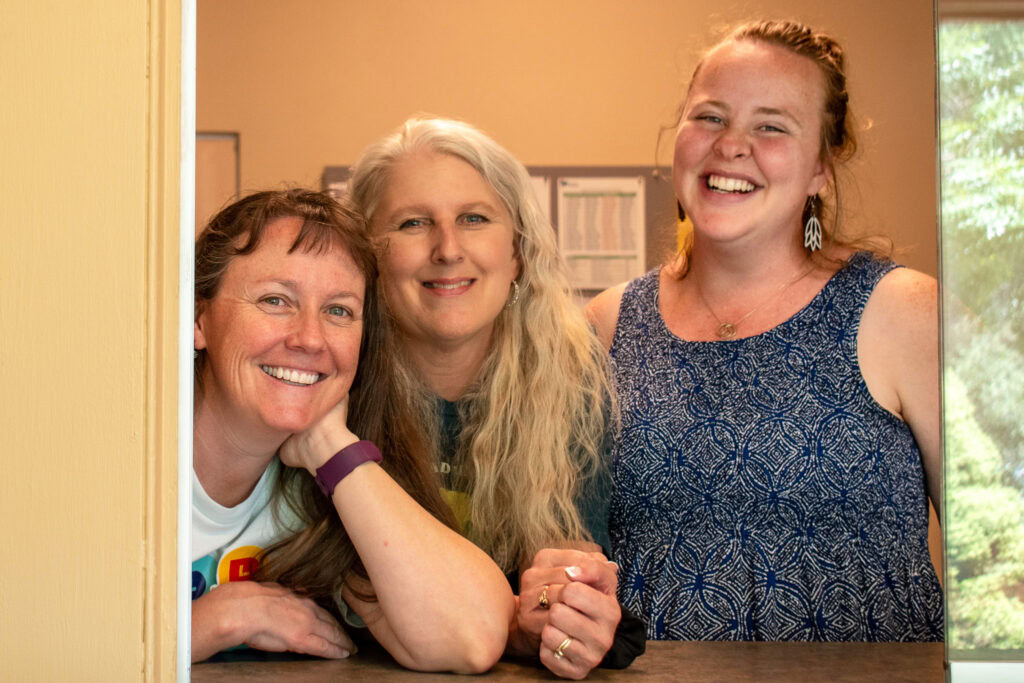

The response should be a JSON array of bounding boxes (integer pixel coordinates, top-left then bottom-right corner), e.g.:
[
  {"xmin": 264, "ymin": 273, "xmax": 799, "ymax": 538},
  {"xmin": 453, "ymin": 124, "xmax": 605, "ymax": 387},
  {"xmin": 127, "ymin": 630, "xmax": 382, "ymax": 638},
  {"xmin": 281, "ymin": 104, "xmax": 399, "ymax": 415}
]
[
  {"xmin": 371, "ymin": 150, "xmax": 521, "ymax": 356},
  {"xmin": 194, "ymin": 216, "xmax": 365, "ymax": 442},
  {"xmin": 674, "ymin": 40, "xmax": 829, "ymax": 247}
]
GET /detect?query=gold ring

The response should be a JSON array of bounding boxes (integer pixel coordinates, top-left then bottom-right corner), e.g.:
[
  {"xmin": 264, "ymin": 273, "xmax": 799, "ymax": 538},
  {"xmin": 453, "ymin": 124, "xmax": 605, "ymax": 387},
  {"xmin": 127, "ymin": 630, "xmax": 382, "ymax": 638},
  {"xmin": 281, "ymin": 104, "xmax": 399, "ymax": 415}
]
[
  {"xmin": 553, "ymin": 637, "xmax": 572, "ymax": 659},
  {"xmin": 538, "ymin": 584, "xmax": 550, "ymax": 609}
]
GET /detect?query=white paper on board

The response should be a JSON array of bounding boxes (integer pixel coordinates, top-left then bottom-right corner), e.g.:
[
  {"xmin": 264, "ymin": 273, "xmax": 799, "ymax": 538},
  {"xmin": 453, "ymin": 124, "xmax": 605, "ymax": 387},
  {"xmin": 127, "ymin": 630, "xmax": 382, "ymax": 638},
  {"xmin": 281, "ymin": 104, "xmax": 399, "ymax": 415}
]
[
  {"xmin": 556, "ymin": 176, "xmax": 645, "ymax": 290},
  {"xmin": 529, "ymin": 175, "xmax": 552, "ymax": 223}
]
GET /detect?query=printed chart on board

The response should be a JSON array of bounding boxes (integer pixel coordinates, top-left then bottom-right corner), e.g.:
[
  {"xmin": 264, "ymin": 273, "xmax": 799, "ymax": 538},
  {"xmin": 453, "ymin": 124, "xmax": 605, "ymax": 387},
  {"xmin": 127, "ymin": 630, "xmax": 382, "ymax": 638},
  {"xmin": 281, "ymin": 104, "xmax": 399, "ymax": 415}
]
[{"xmin": 556, "ymin": 176, "xmax": 646, "ymax": 290}]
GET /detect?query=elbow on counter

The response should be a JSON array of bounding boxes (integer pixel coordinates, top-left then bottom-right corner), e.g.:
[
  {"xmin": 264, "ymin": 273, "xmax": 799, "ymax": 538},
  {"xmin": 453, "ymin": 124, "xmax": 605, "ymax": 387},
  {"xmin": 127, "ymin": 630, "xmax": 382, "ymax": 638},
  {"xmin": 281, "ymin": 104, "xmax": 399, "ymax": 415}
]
[
  {"xmin": 396, "ymin": 597, "xmax": 512, "ymax": 674},
  {"xmin": 446, "ymin": 624, "xmax": 508, "ymax": 675}
]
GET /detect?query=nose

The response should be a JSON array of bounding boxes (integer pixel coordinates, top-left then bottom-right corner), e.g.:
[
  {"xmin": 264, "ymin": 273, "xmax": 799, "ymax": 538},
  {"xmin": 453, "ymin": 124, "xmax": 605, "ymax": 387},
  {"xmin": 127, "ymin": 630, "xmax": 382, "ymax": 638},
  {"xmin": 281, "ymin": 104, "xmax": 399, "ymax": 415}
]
[
  {"xmin": 431, "ymin": 221, "xmax": 464, "ymax": 264},
  {"xmin": 712, "ymin": 128, "xmax": 750, "ymax": 159},
  {"xmin": 285, "ymin": 307, "xmax": 326, "ymax": 353}
]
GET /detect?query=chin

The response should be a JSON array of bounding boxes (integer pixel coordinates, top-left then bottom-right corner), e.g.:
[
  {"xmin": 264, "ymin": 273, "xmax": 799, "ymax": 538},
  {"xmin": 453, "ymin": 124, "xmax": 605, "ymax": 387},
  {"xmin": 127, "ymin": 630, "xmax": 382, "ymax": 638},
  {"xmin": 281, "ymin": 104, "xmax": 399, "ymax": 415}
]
[{"xmin": 260, "ymin": 410, "xmax": 318, "ymax": 437}]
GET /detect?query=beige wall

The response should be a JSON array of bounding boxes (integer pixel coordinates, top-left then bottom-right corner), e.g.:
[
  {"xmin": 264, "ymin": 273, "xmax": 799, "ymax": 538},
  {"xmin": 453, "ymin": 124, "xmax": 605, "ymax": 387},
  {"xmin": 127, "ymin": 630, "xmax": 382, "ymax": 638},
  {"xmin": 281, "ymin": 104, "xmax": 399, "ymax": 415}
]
[
  {"xmin": 0, "ymin": 1, "xmax": 179, "ymax": 680},
  {"xmin": 198, "ymin": 0, "xmax": 937, "ymax": 275},
  {"xmin": 201, "ymin": 0, "xmax": 941, "ymax": 584}
]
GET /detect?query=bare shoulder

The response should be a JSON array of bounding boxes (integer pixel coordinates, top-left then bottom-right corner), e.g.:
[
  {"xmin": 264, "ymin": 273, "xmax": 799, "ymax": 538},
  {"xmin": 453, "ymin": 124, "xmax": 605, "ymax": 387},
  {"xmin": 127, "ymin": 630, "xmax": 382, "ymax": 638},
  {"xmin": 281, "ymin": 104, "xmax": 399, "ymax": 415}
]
[
  {"xmin": 586, "ymin": 282, "xmax": 630, "ymax": 352},
  {"xmin": 859, "ymin": 266, "xmax": 939, "ymax": 419},
  {"xmin": 863, "ymin": 266, "xmax": 938, "ymax": 337}
]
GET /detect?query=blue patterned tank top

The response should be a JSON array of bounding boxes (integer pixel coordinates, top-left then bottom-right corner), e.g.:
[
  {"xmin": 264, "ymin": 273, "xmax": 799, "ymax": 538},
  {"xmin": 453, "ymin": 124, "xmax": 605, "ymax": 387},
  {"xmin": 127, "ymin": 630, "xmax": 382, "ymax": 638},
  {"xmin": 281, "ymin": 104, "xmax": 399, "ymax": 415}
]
[{"xmin": 608, "ymin": 253, "xmax": 943, "ymax": 641}]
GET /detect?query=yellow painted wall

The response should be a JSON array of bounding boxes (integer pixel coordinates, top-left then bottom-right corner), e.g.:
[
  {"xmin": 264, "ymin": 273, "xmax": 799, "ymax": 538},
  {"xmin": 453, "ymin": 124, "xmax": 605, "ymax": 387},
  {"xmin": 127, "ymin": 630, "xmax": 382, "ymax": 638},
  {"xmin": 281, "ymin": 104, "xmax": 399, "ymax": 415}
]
[
  {"xmin": 198, "ymin": 0, "xmax": 937, "ymax": 276},
  {"xmin": 0, "ymin": 1, "xmax": 179, "ymax": 680}
]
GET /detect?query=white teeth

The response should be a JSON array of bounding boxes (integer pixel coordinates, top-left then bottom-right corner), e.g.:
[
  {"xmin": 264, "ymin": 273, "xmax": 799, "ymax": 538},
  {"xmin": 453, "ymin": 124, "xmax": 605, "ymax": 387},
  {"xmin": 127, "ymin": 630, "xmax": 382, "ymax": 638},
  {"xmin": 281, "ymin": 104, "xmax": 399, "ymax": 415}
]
[
  {"xmin": 707, "ymin": 174, "xmax": 755, "ymax": 193},
  {"xmin": 261, "ymin": 366, "xmax": 320, "ymax": 385},
  {"xmin": 424, "ymin": 280, "xmax": 472, "ymax": 290}
]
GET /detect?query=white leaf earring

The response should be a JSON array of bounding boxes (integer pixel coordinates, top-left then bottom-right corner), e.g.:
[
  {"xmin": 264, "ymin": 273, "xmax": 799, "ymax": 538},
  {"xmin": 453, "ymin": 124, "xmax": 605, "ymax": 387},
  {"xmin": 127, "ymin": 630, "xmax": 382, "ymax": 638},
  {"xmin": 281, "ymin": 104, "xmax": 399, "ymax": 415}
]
[{"xmin": 803, "ymin": 195, "xmax": 822, "ymax": 252}]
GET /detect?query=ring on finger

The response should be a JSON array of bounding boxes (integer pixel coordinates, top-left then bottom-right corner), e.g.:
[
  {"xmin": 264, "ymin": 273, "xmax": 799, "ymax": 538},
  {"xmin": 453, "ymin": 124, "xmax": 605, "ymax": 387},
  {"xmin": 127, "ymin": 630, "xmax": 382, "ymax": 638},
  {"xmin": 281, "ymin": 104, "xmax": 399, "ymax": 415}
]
[
  {"xmin": 553, "ymin": 637, "xmax": 572, "ymax": 659},
  {"xmin": 538, "ymin": 584, "xmax": 550, "ymax": 609}
]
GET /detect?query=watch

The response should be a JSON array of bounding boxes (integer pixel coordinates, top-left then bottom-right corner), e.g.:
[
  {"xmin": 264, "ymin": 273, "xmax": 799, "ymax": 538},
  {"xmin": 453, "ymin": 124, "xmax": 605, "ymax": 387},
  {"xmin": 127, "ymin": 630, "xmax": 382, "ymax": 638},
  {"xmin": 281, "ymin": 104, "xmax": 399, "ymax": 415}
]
[{"xmin": 314, "ymin": 440, "xmax": 382, "ymax": 497}]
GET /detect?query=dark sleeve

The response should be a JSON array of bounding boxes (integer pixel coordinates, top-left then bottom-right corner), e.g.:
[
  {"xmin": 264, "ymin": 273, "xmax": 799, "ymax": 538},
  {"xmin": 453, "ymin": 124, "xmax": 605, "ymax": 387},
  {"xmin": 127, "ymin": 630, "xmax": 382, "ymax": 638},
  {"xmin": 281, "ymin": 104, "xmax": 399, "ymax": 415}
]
[{"xmin": 600, "ymin": 604, "xmax": 647, "ymax": 669}]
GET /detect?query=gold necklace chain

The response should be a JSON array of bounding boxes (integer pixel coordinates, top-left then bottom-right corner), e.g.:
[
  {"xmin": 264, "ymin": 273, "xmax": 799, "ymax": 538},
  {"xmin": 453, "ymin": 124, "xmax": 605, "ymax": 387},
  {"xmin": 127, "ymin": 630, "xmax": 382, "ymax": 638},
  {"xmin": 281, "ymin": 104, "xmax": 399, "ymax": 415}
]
[{"xmin": 693, "ymin": 264, "xmax": 816, "ymax": 340}]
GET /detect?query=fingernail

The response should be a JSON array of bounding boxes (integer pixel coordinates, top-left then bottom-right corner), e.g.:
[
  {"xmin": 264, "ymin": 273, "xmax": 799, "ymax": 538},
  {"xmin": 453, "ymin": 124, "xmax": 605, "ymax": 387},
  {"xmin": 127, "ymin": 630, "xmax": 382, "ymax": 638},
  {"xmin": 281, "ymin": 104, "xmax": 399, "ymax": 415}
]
[
  {"xmin": 607, "ymin": 561, "xmax": 619, "ymax": 573},
  {"xmin": 339, "ymin": 650, "xmax": 351, "ymax": 659},
  {"xmin": 565, "ymin": 566, "xmax": 582, "ymax": 580}
]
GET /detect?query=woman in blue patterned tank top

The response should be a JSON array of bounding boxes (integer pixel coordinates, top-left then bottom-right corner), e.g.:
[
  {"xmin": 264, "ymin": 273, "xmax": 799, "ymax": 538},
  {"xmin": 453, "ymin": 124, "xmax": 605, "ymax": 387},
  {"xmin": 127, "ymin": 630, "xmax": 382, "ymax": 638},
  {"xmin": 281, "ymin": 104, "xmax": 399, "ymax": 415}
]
[{"xmin": 587, "ymin": 20, "xmax": 943, "ymax": 641}]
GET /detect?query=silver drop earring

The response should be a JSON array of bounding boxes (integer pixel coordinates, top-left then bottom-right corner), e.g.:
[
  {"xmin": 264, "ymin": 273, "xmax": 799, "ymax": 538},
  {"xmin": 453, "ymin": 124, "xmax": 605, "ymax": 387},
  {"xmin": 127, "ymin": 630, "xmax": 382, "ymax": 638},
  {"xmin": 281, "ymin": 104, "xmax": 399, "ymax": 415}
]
[{"xmin": 505, "ymin": 279, "xmax": 521, "ymax": 309}]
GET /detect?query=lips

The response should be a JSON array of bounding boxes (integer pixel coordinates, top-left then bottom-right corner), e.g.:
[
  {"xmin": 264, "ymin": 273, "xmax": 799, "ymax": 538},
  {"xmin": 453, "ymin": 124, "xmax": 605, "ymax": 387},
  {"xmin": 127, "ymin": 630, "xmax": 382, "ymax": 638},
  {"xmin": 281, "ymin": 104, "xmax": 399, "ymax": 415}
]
[
  {"xmin": 260, "ymin": 365, "xmax": 323, "ymax": 386},
  {"xmin": 423, "ymin": 279, "xmax": 474, "ymax": 290},
  {"xmin": 422, "ymin": 278, "xmax": 475, "ymax": 296}
]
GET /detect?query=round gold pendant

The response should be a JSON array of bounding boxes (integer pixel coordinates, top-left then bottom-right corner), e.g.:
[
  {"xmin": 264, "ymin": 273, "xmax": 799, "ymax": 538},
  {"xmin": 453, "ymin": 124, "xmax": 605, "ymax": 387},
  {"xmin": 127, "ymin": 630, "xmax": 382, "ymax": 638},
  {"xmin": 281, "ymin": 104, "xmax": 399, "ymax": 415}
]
[{"xmin": 717, "ymin": 322, "xmax": 737, "ymax": 339}]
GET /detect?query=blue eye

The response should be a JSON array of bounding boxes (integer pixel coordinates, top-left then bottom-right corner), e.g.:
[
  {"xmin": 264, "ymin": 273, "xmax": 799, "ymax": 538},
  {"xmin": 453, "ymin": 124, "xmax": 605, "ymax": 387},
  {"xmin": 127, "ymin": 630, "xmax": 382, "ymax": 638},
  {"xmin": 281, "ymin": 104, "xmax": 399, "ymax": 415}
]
[
  {"xmin": 399, "ymin": 217, "xmax": 426, "ymax": 230},
  {"xmin": 462, "ymin": 213, "xmax": 488, "ymax": 225},
  {"xmin": 326, "ymin": 305, "xmax": 351, "ymax": 318},
  {"xmin": 697, "ymin": 114, "xmax": 724, "ymax": 125},
  {"xmin": 257, "ymin": 295, "xmax": 292, "ymax": 314}
]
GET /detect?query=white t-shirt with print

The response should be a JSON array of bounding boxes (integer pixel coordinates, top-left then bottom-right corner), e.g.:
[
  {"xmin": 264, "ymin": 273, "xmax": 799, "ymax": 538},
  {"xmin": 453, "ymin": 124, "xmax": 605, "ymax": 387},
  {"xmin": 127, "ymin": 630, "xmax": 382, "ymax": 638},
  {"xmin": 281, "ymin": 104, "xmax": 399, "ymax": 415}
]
[
  {"xmin": 191, "ymin": 458, "xmax": 296, "ymax": 599},
  {"xmin": 190, "ymin": 457, "xmax": 365, "ymax": 629}
]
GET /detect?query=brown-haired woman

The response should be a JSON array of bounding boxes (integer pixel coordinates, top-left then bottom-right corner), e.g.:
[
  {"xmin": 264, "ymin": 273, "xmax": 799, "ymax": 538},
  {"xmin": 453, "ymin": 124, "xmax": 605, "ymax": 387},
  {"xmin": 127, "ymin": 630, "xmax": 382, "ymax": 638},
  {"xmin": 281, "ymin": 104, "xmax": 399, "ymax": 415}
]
[
  {"xmin": 190, "ymin": 189, "xmax": 512, "ymax": 670},
  {"xmin": 588, "ymin": 20, "xmax": 942, "ymax": 640}
]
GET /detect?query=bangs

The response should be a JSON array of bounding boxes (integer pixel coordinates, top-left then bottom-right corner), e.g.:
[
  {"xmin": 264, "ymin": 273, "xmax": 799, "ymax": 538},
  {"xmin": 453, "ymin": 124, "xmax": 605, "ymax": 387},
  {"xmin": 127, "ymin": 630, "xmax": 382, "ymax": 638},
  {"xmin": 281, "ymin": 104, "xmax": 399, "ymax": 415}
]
[{"xmin": 289, "ymin": 217, "xmax": 342, "ymax": 257}]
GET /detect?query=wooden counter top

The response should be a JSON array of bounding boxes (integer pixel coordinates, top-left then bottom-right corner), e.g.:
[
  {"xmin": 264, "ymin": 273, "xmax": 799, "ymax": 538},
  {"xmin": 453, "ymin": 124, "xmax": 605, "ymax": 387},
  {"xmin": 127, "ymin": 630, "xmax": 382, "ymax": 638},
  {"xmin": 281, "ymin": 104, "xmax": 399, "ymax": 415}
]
[{"xmin": 192, "ymin": 640, "xmax": 945, "ymax": 681}]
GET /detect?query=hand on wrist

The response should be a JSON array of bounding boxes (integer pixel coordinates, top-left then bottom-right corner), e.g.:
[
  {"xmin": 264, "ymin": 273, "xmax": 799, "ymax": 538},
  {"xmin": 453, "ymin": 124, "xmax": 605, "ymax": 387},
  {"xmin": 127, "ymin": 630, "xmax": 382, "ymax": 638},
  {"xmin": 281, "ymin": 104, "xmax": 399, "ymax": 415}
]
[{"xmin": 303, "ymin": 431, "xmax": 359, "ymax": 474}]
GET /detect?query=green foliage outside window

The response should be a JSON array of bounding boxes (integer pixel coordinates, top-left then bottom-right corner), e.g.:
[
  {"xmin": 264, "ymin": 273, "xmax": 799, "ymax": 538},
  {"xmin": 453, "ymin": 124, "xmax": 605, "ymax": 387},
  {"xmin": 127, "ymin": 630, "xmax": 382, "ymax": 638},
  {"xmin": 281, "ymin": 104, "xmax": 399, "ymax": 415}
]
[{"xmin": 940, "ymin": 20, "xmax": 1024, "ymax": 650}]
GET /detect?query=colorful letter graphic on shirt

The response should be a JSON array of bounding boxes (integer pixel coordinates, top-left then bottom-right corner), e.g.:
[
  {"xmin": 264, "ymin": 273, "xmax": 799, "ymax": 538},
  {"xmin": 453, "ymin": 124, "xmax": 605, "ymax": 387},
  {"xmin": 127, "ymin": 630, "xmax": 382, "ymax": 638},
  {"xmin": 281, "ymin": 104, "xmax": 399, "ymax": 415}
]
[
  {"xmin": 191, "ymin": 545, "xmax": 264, "ymax": 601},
  {"xmin": 218, "ymin": 545, "xmax": 263, "ymax": 584},
  {"xmin": 191, "ymin": 555, "xmax": 217, "ymax": 600}
]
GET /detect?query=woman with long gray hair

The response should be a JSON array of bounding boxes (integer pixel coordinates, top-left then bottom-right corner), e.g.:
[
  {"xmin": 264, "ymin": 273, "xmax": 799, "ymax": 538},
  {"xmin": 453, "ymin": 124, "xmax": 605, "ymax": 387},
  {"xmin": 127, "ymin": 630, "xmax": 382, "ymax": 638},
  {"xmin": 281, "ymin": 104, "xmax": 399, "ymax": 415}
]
[{"xmin": 341, "ymin": 117, "xmax": 644, "ymax": 678}]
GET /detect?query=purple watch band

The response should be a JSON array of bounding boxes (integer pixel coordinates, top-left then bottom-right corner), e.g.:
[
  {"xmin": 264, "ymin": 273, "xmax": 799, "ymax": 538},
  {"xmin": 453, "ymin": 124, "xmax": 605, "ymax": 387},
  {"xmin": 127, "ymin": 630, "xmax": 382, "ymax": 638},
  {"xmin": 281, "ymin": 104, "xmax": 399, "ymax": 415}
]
[{"xmin": 314, "ymin": 440, "xmax": 382, "ymax": 497}]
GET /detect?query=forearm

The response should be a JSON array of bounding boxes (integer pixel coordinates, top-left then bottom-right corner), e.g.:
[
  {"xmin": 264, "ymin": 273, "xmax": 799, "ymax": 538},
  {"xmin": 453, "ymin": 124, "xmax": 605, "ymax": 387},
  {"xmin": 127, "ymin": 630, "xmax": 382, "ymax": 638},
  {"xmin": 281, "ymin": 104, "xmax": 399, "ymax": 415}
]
[
  {"xmin": 334, "ymin": 462, "xmax": 513, "ymax": 672},
  {"xmin": 190, "ymin": 594, "xmax": 245, "ymax": 663}
]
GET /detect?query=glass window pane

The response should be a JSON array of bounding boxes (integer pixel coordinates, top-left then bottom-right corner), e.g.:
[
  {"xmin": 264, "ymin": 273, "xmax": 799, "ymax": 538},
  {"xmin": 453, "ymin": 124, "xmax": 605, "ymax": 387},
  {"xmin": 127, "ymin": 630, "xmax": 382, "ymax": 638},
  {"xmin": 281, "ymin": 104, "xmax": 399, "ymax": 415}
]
[{"xmin": 940, "ymin": 16, "xmax": 1024, "ymax": 661}]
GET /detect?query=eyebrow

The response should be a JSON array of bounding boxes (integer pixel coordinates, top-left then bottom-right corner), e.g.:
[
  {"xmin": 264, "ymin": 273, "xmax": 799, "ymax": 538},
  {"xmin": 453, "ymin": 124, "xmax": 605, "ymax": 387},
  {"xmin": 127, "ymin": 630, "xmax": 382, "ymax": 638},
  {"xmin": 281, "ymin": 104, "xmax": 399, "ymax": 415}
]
[
  {"xmin": 753, "ymin": 106, "xmax": 801, "ymax": 125},
  {"xmin": 269, "ymin": 279, "xmax": 363, "ymax": 303},
  {"xmin": 458, "ymin": 201, "xmax": 502, "ymax": 213},
  {"xmin": 384, "ymin": 200, "xmax": 504, "ymax": 218}
]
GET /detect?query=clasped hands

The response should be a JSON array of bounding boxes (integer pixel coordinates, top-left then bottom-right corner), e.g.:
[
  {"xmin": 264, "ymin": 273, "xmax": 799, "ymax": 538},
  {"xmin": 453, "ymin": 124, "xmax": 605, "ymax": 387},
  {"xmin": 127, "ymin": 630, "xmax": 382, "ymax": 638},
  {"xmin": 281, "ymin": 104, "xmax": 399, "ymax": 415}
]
[{"xmin": 513, "ymin": 548, "xmax": 621, "ymax": 680}]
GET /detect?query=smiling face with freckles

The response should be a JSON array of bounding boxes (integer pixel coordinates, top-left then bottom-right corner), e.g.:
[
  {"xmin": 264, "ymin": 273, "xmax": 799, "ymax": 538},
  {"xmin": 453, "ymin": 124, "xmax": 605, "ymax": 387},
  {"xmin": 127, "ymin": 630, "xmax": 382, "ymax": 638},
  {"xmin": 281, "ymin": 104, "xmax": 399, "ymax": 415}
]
[
  {"xmin": 674, "ymin": 39, "xmax": 829, "ymax": 248},
  {"xmin": 371, "ymin": 150, "xmax": 521, "ymax": 358},
  {"xmin": 194, "ymin": 216, "xmax": 365, "ymax": 443}
]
